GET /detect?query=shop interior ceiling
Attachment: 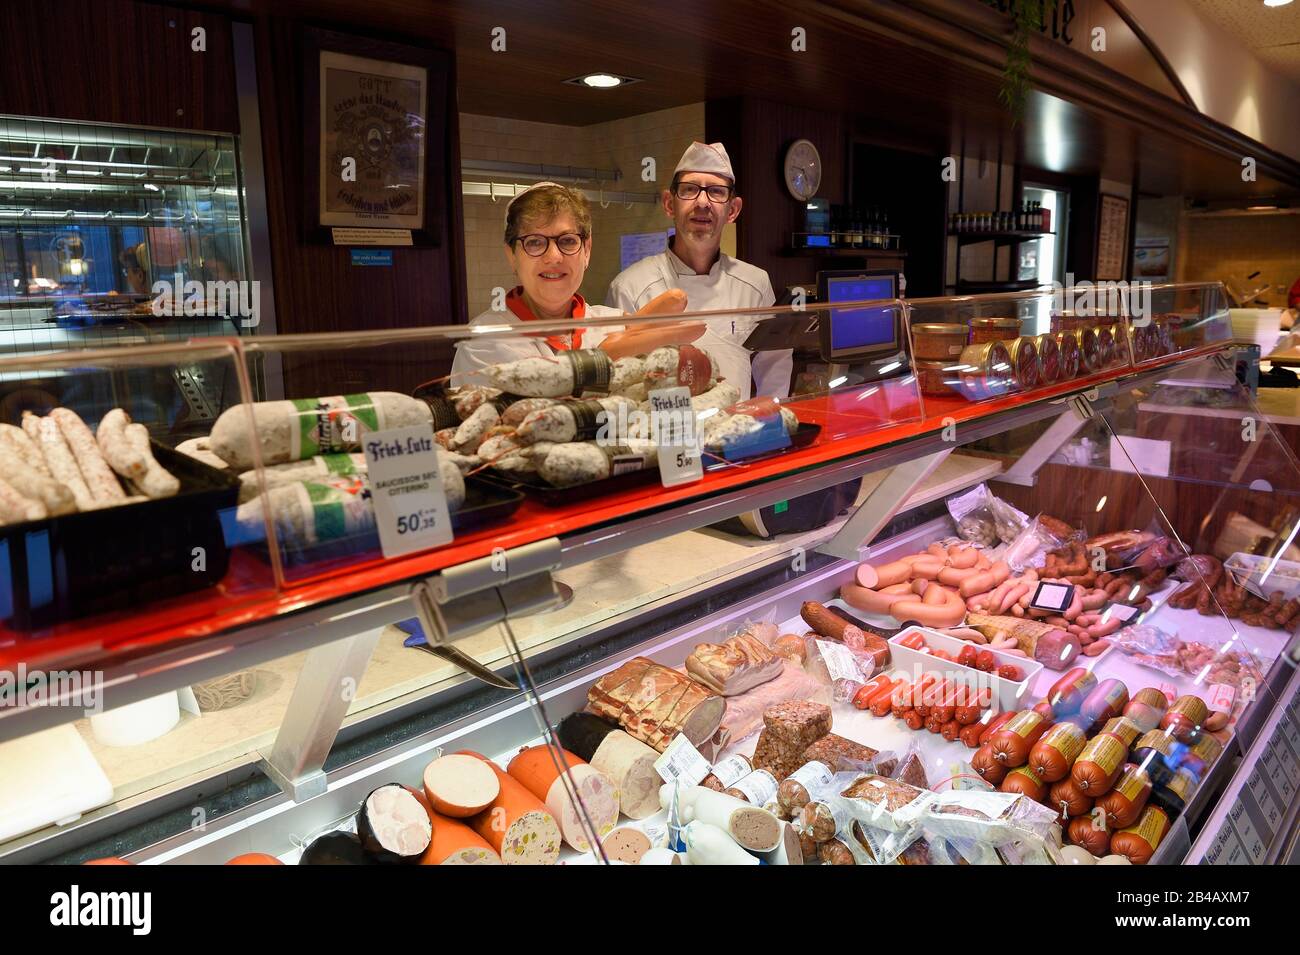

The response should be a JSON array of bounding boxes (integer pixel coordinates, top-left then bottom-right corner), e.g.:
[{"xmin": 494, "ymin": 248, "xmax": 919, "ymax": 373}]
[{"xmin": 213, "ymin": 0, "xmax": 1300, "ymax": 201}]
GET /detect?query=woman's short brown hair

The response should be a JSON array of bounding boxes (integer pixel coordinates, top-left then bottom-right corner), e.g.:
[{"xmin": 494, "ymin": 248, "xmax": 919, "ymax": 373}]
[{"xmin": 504, "ymin": 184, "xmax": 592, "ymax": 245}]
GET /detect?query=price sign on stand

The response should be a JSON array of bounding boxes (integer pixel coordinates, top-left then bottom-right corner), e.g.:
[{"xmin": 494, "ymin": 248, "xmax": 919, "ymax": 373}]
[
  {"xmin": 363, "ymin": 424, "xmax": 453, "ymax": 558},
  {"xmin": 649, "ymin": 386, "xmax": 703, "ymax": 487}
]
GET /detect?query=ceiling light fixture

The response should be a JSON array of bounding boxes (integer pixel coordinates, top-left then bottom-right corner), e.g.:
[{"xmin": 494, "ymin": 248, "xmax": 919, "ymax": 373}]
[
  {"xmin": 565, "ymin": 72, "xmax": 642, "ymax": 89},
  {"xmin": 1264, "ymin": 0, "xmax": 1293, "ymax": 8}
]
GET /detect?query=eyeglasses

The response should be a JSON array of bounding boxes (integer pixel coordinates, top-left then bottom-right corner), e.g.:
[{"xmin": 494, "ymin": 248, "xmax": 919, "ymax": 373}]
[
  {"xmin": 673, "ymin": 181, "xmax": 734, "ymax": 203},
  {"xmin": 514, "ymin": 233, "xmax": 585, "ymax": 257}
]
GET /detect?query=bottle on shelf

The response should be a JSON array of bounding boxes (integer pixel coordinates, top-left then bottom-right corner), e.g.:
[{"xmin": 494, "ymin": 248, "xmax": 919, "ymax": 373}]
[
  {"xmin": 849, "ymin": 208, "xmax": 861, "ymax": 248},
  {"xmin": 881, "ymin": 209, "xmax": 891, "ymax": 249}
]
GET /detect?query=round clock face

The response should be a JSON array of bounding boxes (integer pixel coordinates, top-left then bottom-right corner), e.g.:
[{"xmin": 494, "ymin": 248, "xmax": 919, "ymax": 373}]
[{"xmin": 784, "ymin": 139, "xmax": 822, "ymax": 200}]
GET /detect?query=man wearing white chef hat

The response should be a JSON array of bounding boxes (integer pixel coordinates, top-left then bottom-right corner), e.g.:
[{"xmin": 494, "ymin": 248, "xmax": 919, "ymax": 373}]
[{"xmin": 607, "ymin": 141, "xmax": 792, "ymax": 400}]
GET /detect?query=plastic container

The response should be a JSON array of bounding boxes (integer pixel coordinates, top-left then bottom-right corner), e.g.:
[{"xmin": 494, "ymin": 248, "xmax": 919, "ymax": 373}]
[
  {"xmin": 968, "ymin": 317, "xmax": 1021, "ymax": 344},
  {"xmin": 0, "ymin": 444, "xmax": 239, "ymax": 629},
  {"xmin": 887, "ymin": 625, "xmax": 1043, "ymax": 712},
  {"xmin": 912, "ymin": 323, "xmax": 969, "ymax": 360},
  {"xmin": 1225, "ymin": 552, "xmax": 1300, "ymax": 602},
  {"xmin": 955, "ymin": 341, "xmax": 1015, "ymax": 400},
  {"xmin": 914, "ymin": 358, "xmax": 960, "ymax": 397}
]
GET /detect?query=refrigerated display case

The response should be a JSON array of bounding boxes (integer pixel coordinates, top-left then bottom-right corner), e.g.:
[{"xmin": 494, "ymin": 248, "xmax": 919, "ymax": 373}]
[{"xmin": 0, "ymin": 283, "xmax": 1293, "ymax": 865}]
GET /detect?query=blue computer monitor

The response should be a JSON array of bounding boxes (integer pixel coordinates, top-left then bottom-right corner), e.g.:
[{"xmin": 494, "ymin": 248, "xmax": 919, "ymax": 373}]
[{"xmin": 817, "ymin": 269, "xmax": 900, "ymax": 362}]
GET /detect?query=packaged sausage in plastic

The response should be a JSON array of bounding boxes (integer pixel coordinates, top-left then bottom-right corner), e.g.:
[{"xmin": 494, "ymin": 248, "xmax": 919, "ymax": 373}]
[
  {"xmin": 839, "ymin": 773, "xmax": 935, "ymax": 833},
  {"xmin": 1000, "ymin": 514, "xmax": 1069, "ymax": 573},
  {"xmin": 1109, "ymin": 805, "xmax": 1171, "ymax": 864},
  {"xmin": 924, "ymin": 789, "xmax": 1059, "ymax": 855}
]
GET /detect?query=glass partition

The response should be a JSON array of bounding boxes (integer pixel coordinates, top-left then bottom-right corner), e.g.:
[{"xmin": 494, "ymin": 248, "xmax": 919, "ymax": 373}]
[
  {"xmin": 0, "ymin": 115, "xmax": 254, "ymax": 359},
  {"xmin": 0, "ymin": 340, "xmax": 276, "ymax": 670}
]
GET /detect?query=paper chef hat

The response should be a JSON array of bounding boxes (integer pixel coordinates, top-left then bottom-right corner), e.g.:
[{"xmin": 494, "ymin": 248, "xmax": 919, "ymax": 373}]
[
  {"xmin": 673, "ymin": 142, "xmax": 735, "ymax": 182},
  {"xmin": 504, "ymin": 180, "xmax": 564, "ymax": 225}
]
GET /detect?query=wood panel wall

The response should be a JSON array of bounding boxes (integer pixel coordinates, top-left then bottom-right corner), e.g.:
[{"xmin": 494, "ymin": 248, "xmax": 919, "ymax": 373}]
[
  {"xmin": 707, "ymin": 97, "xmax": 847, "ymax": 295},
  {"xmin": 250, "ymin": 16, "xmax": 467, "ymax": 395},
  {"xmin": 0, "ymin": 0, "xmax": 238, "ymax": 133}
]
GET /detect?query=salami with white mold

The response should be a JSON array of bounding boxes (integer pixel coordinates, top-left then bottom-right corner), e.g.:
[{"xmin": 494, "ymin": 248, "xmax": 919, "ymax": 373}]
[
  {"xmin": 516, "ymin": 394, "xmax": 635, "ymax": 444},
  {"xmin": 643, "ymin": 344, "xmax": 714, "ymax": 395},
  {"xmin": 538, "ymin": 440, "xmax": 658, "ymax": 487},
  {"xmin": 484, "ymin": 348, "xmax": 622, "ymax": 398}
]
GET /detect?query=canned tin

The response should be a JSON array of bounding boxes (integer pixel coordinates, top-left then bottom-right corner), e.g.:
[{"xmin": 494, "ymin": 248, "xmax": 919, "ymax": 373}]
[
  {"xmin": 968, "ymin": 316, "xmax": 1022, "ymax": 344},
  {"xmin": 1055, "ymin": 330, "xmax": 1081, "ymax": 379},
  {"xmin": 912, "ymin": 323, "xmax": 969, "ymax": 360},
  {"xmin": 1097, "ymin": 325, "xmax": 1116, "ymax": 367},
  {"xmin": 1078, "ymin": 326, "xmax": 1100, "ymax": 374},
  {"xmin": 914, "ymin": 358, "xmax": 960, "ymax": 397},
  {"xmin": 1005, "ymin": 336, "xmax": 1041, "ymax": 390},
  {"xmin": 1036, "ymin": 332, "xmax": 1062, "ymax": 383},
  {"xmin": 955, "ymin": 341, "xmax": 1015, "ymax": 399}
]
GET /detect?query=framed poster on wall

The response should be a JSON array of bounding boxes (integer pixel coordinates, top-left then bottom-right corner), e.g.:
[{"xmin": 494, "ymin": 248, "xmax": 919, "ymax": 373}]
[
  {"xmin": 302, "ymin": 28, "xmax": 449, "ymax": 246},
  {"xmin": 1096, "ymin": 194, "xmax": 1129, "ymax": 281}
]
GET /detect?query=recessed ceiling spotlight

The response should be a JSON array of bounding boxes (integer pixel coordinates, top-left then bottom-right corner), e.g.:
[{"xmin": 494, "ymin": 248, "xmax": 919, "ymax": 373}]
[
  {"xmin": 565, "ymin": 72, "xmax": 642, "ymax": 89},
  {"xmin": 1264, "ymin": 0, "xmax": 1293, "ymax": 8}
]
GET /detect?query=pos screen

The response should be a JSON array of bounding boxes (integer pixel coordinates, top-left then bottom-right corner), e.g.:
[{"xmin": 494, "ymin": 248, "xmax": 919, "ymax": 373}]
[{"xmin": 817, "ymin": 270, "xmax": 899, "ymax": 362}]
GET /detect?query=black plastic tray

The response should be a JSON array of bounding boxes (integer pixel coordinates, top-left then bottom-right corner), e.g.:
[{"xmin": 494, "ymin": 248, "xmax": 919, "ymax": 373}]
[
  {"xmin": 272, "ymin": 477, "xmax": 524, "ymax": 568},
  {"xmin": 0, "ymin": 443, "xmax": 240, "ymax": 630},
  {"xmin": 488, "ymin": 422, "xmax": 822, "ymax": 507}
]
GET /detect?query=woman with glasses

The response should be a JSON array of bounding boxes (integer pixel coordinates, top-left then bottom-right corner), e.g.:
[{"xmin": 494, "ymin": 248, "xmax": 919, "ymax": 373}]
[{"xmin": 450, "ymin": 182, "xmax": 696, "ymax": 383}]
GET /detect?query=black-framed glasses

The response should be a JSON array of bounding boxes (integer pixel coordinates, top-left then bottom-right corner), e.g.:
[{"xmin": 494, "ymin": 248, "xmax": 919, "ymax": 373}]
[
  {"xmin": 673, "ymin": 181, "xmax": 734, "ymax": 203},
  {"xmin": 514, "ymin": 233, "xmax": 585, "ymax": 256}
]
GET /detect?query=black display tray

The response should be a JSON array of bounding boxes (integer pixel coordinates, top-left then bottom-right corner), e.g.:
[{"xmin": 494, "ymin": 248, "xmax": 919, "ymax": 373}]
[
  {"xmin": 271, "ymin": 477, "xmax": 524, "ymax": 568},
  {"xmin": 0, "ymin": 443, "xmax": 240, "ymax": 630},
  {"xmin": 486, "ymin": 423, "xmax": 822, "ymax": 507}
]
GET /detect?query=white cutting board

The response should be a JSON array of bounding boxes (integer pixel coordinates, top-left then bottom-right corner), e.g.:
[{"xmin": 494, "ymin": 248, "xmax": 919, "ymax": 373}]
[{"xmin": 0, "ymin": 723, "xmax": 113, "ymax": 843}]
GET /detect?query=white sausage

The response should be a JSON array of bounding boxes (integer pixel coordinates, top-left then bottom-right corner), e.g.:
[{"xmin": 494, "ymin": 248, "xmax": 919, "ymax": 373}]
[
  {"xmin": 0, "ymin": 453, "xmax": 75, "ymax": 516},
  {"xmin": 35, "ymin": 416, "xmax": 94, "ymax": 511},
  {"xmin": 0, "ymin": 475, "xmax": 46, "ymax": 525},
  {"xmin": 0, "ymin": 423, "xmax": 51, "ymax": 477},
  {"xmin": 124, "ymin": 424, "xmax": 180, "ymax": 498},
  {"xmin": 51, "ymin": 408, "xmax": 124, "ymax": 502},
  {"xmin": 96, "ymin": 408, "xmax": 147, "ymax": 482}
]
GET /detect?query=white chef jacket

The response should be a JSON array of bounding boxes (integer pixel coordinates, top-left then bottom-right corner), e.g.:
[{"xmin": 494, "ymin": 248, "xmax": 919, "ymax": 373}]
[
  {"xmin": 606, "ymin": 248, "xmax": 792, "ymax": 400},
  {"xmin": 450, "ymin": 294, "xmax": 623, "ymax": 388}
]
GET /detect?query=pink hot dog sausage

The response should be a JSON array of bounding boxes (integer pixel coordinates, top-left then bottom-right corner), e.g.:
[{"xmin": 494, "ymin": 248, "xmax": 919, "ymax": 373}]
[
  {"xmin": 854, "ymin": 559, "xmax": 912, "ymax": 590},
  {"xmin": 890, "ymin": 587, "xmax": 966, "ymax": 627},
  {"xmin": 958, "ymin": 560, "xmax": 1011, "ymax": 598},
  {"xmin": 841, "ymin": 584, "xmax": 909, "ymax": 615},
  {"xmin": 910, "ymin": 558, "xmax": 945, "ymax": 579},
  {"xmin": 938, "ymin": 565, "xmax": 980, "ymax": 587},
  {"xmin": 947, "ymin": 545, "xmax": 979, "ymax": 569}
]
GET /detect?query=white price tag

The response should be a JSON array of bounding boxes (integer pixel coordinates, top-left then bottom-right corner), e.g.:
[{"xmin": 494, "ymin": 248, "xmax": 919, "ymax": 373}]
[
  {"xmin": 654, "ymin": 734, "xmax": 711, "ymax": 786},
  {"xmin": 1203, "ymin": 819, "xmax": 1239, "ymax": 865},
  {"xmin": 1264, "ymin": 743, "xmax": 1294, "ymax": 800},
  {"xmin": 708, "ymin": 754, "xmax": 753, "ymax": 790},
  {"xmin": 1229, "ymin": 799, "xmax": 1265, "ymax": 863},
  {"xmin": 1103, "ymin": 603, "xmax": 1139, "ymax": 623},
  {"xmin": 816, "ymin": 639, "xmax": 865, "ymax": 683},
  {"xmin": 363, "ymin": 424, "xmax": 453, "ymax": 558},
  {"xmin": 1247, "ymin": 768, "xmax": 1281, "ymax": 832},
  {"xmin": 649, "ymin": 386, "xmax": 703, "ymax": 487}
]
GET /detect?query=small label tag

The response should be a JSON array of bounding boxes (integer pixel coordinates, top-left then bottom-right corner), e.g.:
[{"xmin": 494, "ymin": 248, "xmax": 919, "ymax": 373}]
[
  {"xmin": 654, "ymin": 734, "xmax": 711, "ymax": 786},
  {"xmin": 816, "ymin": 639, "xmax": 865, "ymax": 683},
  {"xmin": 1158, "ymin": 682, "xmax": 1178, "ymax": 703},
  {"xmin": 363, "ymin": 423, "xmax": 453, "ymax": 558},
  {"xmin": 1029, "ymin": 581, "xmax": 1074, "ymax": 613},
  {"xmin": 1104, "ymin": 603, "xmax": 1139, "ymax": 622},
  {"xmin": 1206, "ymin": 683, "xmax": 1235, "ymax": 714},
  {"xmin": 649, "ymin": 385, "xmax": 703, "ymax": 487},
  {"xmin": 331, "ymin": 227, "xmax": 413, "ymax": 246}
]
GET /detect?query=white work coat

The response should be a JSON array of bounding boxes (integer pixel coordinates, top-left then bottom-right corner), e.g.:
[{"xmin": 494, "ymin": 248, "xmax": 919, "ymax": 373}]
[{"xmin": 606, "ymin": 248, "xmax": 792, "ymax": 400}]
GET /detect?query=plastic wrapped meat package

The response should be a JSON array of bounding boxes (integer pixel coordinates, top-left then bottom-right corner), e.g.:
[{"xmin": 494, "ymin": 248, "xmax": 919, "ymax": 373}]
[{"xmin": 920, "ymin": 789, "xmax": 1061, "ymax": 863}]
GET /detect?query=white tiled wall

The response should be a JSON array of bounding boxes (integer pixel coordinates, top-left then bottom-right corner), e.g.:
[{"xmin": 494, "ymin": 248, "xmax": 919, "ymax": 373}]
[{"xmin": 459, "ymin": 104, "xmax": 705, "ymax": 318}]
